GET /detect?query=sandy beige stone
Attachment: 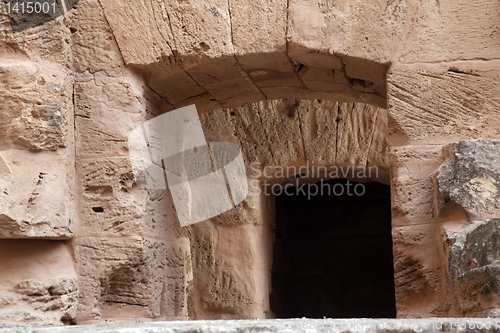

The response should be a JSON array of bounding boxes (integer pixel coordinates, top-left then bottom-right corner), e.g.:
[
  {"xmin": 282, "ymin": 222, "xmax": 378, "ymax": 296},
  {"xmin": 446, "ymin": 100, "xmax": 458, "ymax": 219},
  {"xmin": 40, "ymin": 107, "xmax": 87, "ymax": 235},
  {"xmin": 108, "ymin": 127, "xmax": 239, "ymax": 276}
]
[
  {"xmin": 388, "ymin": 64, "xmax": 500, "ymax": 146},
  {"xmin": 389, "ymin": 145, "xmax": 443, "ymax": 227},
  {"xmin": 392, "ymin": 224, "xmax": 446, "ymax": 318},
  {"xmin": 401, "ymin": 0, "xmax": 500, "ymax": 63},
  {"xmin": 73, "ymin": 236, "xmax": 192, "ymax": 322},
  {"xmin": 74, "ymin": 70, "xmax": 167, "ymax": 157},
  {"xmin": 0, "ymin": 59, "xmax": 72, "ymax": 151},
  {"xmin": 0, "ymin": 150, "xmax": 74, "ymax": 239},
  {"xmin": 69, "ymin": 0, "xmax": 125, "ymax": 75},
  {"xmin": 0, "ymin": 240, "xmax": 77, "ymax": 325}
]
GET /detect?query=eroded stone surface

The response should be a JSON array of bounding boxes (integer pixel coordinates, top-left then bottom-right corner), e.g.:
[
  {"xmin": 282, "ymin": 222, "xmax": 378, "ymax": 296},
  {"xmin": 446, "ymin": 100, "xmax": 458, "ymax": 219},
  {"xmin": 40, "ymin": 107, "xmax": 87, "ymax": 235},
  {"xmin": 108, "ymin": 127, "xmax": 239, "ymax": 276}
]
[
  {"xmin": 0, "ymin": 59, "xmax": 72, "ymax": 151},
  {"xmin": 388, "ymin": 66, "xmax": 500, "ymax": 145},
  {"xmin": 0, "ymin": 240, "xmax": 77, "ymax": 325},
  {"xmin": 446, "ymin": 219, "xmax": 500, "ymax": 317},
  {"xmin": 69, "ymin": 0, "xmax": 125, "ymax": 75},
  {"xmin": 435, "ymin": 140, "xmax": 500, "ymax": 219},
  {"xmin": 73, "ymin": 237, "xmax": 192, "ymax": 323},
  {"xmin": 200, "ymin": 99, "xmax": 387, "ymax": 181},
  {"xmin": 0, "ymin": 150, "xmax": 74, "ymax": 239}
]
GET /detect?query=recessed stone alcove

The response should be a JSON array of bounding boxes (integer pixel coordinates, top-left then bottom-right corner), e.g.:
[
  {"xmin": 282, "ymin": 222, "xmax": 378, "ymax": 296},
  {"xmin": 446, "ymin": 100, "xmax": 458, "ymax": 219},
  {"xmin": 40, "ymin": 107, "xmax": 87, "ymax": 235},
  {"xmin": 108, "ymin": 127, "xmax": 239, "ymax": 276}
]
[{"xmin": 1, "ymin": 0, "xmax": 500, "ymax": 325}]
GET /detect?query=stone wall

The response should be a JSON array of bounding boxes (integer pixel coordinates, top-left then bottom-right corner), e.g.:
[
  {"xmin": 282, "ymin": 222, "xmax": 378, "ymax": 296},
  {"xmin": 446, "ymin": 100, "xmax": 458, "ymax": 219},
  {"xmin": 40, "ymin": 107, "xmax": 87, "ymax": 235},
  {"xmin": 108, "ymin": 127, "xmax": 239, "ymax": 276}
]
[{"xmin": 0, "ymin": 0, "xmax": 499, "ymax": 325}]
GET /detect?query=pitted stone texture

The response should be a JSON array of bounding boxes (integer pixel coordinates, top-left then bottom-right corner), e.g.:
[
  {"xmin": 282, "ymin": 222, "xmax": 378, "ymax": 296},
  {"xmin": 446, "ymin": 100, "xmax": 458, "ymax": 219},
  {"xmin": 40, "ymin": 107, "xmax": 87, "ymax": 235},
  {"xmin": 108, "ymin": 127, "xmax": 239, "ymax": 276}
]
[
  {"xmin": 402, "ymin": 0, "xmax": 500, "ymax": 63},
  {"xmin": 0, "ymin": 7, "xmax": 71, "ymax": 65},
  {"xmin": 0, "ymin": 150, "xmax": 74, "ymax": 239},
  {"xmin": 435, "ymin": 140, "xmax": 500, "ymax": 219},
  {"xmin": 0, "ymin": 240, "xmax": 77, "ymax": 325},
  {"xmin": 0, "ymin": 60, "xmax": 72, "ymax": 151},
  {"xmin": 77, "ymin": 157, "xmax": 177, "ymax": 239},
  {"xmin": 73, "ymin": 237, "xmax": 192, "ymax": 323},
  {"xmin": 68, "ymin": 0, "xmax": 125, "ymax": 75},
  {"xmin": 74, "ymin": 70, "xmax": 170, "ymax": 157},
  {"xmin": 388, "ymin": 67, "xmax": 500, "ymax": 146},
  {"xmin": 201, "ymin": 100, "xmax": 387, "ymax": 181},
  {"xmin": 446, "ymin": 218, "xmax": 500, "ymax": 317},
  {"xmin": 13, "ymin": 279, "xmax": 77, "ymax": 321},
  {"xmin": 392, "ymin": 224, "xmax": 445, "ymax": 318}
]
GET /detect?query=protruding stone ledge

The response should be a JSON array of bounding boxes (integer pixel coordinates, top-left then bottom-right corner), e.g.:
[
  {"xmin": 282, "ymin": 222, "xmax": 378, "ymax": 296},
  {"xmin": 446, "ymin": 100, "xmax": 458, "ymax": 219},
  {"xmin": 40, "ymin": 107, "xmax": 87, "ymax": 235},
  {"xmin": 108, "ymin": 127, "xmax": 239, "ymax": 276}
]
[{"xmin": 3, "ymin": 318, "xmax": 500, "ymax": 332}]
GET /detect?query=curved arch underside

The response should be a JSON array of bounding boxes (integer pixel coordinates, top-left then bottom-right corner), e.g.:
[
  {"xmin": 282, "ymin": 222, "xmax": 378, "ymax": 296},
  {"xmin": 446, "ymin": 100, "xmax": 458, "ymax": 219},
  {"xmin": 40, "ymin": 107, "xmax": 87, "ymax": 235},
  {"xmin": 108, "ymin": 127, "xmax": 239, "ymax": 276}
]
[{"xmin": 99, "ymin": 0, "xmax": 403, "ymax": 111}]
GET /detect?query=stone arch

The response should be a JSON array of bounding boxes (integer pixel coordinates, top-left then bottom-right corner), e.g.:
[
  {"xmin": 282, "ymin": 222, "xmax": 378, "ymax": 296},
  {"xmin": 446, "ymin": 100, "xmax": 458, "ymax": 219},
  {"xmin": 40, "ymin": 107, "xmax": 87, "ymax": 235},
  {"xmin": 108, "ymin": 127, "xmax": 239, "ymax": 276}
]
[
  {"xmin": 1, "ymin": 0, "xmax": 500, "ymax": 325},
  {"xmin": 98, "ymin": 0, "xmax": 404, "ymax": 111},
  {"xmin": 188, "ymin": 99, "xmax": 390, "ymax": 319}
]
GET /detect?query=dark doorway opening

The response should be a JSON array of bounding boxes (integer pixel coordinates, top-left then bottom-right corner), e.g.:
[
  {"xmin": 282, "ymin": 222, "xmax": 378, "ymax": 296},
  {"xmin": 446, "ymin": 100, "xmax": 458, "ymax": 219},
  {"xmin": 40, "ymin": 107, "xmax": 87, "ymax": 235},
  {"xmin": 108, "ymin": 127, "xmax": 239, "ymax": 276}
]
[{"xmin": 270, "ymin": 178, "xmax": 396, "ymax": 318}]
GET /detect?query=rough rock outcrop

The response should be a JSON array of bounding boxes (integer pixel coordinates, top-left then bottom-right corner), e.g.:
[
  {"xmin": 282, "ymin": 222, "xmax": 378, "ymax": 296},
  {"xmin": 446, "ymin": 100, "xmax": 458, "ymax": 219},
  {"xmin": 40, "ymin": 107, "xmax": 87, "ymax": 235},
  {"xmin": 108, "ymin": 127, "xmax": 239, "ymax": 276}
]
[
  {"xmin": 446, "ymin": 219, "xmax": 500, "ymax": 317},
  {"xmin": 435, "ymin": 140, "xmax": 500, "ymax": 219}
]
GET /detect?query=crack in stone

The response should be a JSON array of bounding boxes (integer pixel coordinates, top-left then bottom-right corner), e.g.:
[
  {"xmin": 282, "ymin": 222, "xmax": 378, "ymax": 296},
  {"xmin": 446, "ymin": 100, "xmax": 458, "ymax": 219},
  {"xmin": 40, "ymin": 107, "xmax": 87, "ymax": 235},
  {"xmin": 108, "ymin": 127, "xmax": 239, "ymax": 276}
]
[
  {"xmin": 364, "ymin": 108, "xmax": 380, "ymax": 167},
  {"xmin": 296, "ymin": 100, "xmax": 308, "ymax": 162},
  {"xmin": 227, "ymin": 0, "xmax": 268, "ymax": 101},
  {"xmin": 97, "ymin": 0, "xmax": 126, "ymax": 67},
  {"xmin": 145, "ymin": 83, "xmax": 175, "ymax": 109},
  {"xmin": 284, "ymin": 0, "xmax": 308, "ymax": 90},
  {"xmin": 150, "ymin": 0, "xmax": 174, "ymax": 55}
]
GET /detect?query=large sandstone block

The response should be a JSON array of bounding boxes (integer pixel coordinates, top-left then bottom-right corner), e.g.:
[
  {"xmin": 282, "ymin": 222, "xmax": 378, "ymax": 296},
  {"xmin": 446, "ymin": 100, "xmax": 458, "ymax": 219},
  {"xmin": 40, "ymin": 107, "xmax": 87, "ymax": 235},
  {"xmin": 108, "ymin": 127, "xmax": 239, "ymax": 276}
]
[
  {"xmin": 392, "ymin": 224, "xmax": 445, "ymax": 317},
  {"xmin": 0, "ymin": 240, "xmax": 78, "ymax": 325},
  {"xmin": 73, "ymin": 237, "xmax": 191, "ymax": 322},
  {"xmin": 390, "ymin": 145, "xmax": 443, "ymax": 226},
  {"xmin": 69, "ymin": 0, "xmax": 125, "ymax": 75},
  {"xmin": 0, "ymin": 59, "xmax": 72, "ymax": 151},
  {"xmin": 74, "ymin": 70, "xmax": 170, "ymax": 157},
  {"xmin": 190, "ymin": 222, "xmax": 273, "ymax": 319},
  {"xmin": 402, "ymin": 0, "xmax": 500, "ymax": 63},
  {"xmin": 388, "ymin": 65, "xmax": 500, "ymax": 145},
  {"xmin": 435, "ymin": 140, "xmax": 500, "ymax": 220},
  {"xmin": 76, "ymin": 156, "xmax": 192, "ymax": 240},
  {"xmin": 0, "ymin": 150, "xmax": 74, "ymax": 239}
]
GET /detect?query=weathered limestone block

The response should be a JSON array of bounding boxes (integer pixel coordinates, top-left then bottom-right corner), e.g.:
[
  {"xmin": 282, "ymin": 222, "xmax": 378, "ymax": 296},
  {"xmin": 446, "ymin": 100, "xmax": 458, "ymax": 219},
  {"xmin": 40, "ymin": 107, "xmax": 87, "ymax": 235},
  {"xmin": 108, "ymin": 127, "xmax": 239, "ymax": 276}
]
[
  {"xmin": 402, "ymin": 0, "xmax": 500, "ymax": 63},
  {"xmin": 191, "ymin": 269, "xmax": 268, "ymax": 320},
  {"xmin": 388, "ymin": 65, "xmax": 500, "ymax": 145},
  {"xmin": 97, "ymin": 0, "xmax": 172, "ymax": 67},
  {"xmin": 190, "ymin": 221, "xmax": 273, "ymax": 319},
  {"xmin": 77, "ymin": 156, "xmax": 184, "ymax": 239},
  {"xmin": 446, "ymin": 218, "xmax": 500, "ymax": 317},
  {"xmin": 390, "ymin": 145, "xmax": 443, "ymax": 226},
  {"xmin": 202, "ymin": 100, "xmax": 387, "ymax": 181},
  {"xmin": 13, "ymin": 278, "xmax": 78, "ymax": 322},
  {"xmin": 74, "ymin": 70, "xmax": 169, "ymax": 157},
  {"xmin": 0, "ymin": 240, "xmax": 78, "ymax": 325},
  {"xmin": 0, "ymin": 59, "xmax": 72, "ymax": 151},
  {"xmin": 392, "ymin": 225, "xmax": 445, "ymax": 317},
  {"xmin": 435, "ymin": 140, "xmax": 500, "ymax": 219},
  {"xmin": 73, "ymin": 237, "xmax": 192, "ymax": 322},
  {"xmin": 0, "ymin": 150, "xmax": 74, "ymax": 238},
  {"xmin": 287, "ymin": 0, "xmax": 408, "ymax": 84},
  {"xmin": 69, "ymin": 0, "xmax": 125, "ymax": 75},
  {"xmin": 0, "ymin": 5, "xmax": 71, "ymax": 65}
]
